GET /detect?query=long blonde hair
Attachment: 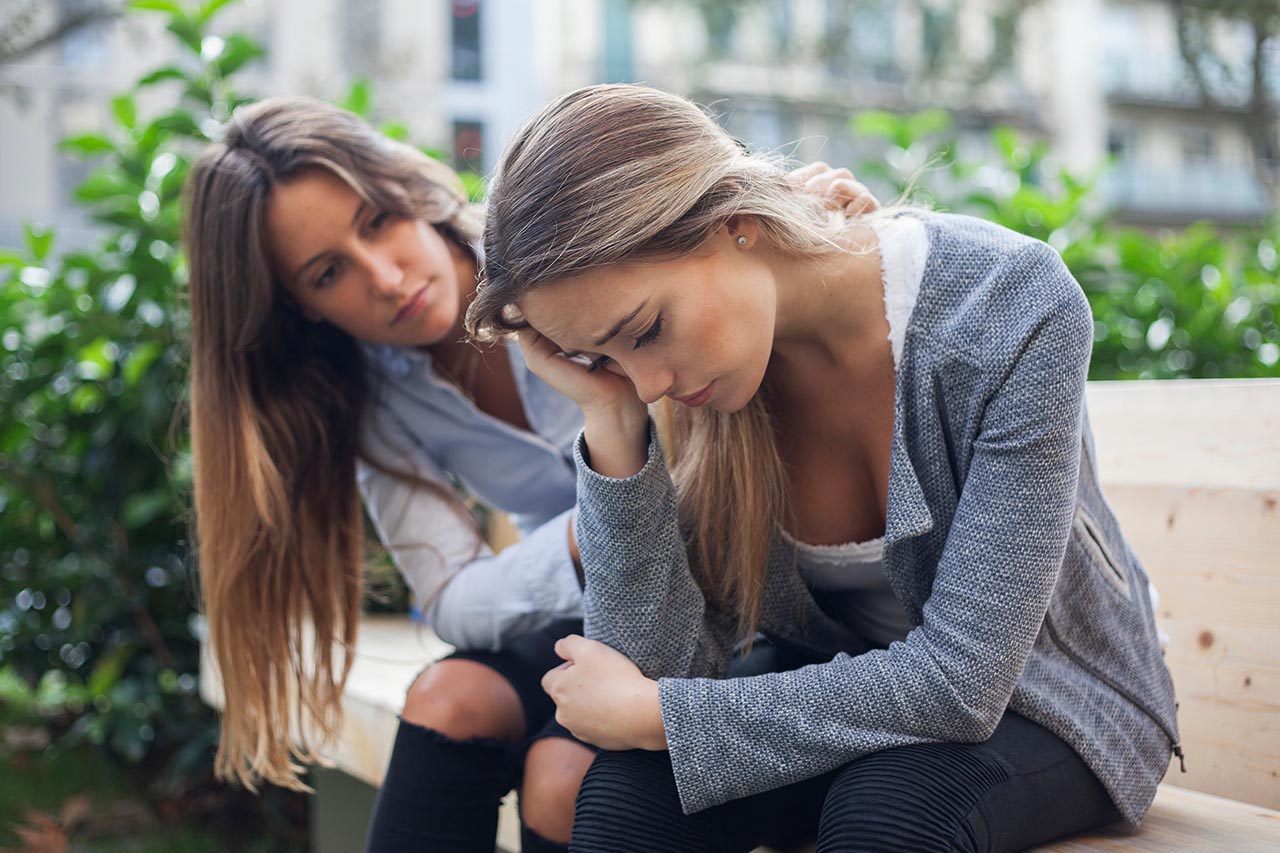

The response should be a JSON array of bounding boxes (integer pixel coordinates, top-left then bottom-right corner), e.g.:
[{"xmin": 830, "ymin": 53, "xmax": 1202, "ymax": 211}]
[
  {"xmin": 467, "ymin": 84, "xmax": 853, "ymax": 641},
  {"xmin": 184, "ymin": 96, "xmax": 481, "ymax": 790}
]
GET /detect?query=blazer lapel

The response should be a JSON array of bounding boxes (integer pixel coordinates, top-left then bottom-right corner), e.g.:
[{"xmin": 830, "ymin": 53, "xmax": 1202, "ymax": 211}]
[{"xmin": 883, "ymin": 420, "xmax": 935, "ymax": 619}]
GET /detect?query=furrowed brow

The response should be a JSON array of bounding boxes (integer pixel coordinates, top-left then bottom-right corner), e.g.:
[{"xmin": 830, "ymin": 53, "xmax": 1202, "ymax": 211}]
[
  {"xmin": 559, "ymin": 300, "xmax": 649, "ymax": 360},
  {"xmin": 592, "ymin": 301, "xmax": 647, "ymax": 347}
]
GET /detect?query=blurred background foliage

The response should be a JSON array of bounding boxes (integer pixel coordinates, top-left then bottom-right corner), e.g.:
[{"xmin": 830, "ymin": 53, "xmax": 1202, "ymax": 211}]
[
  {"xmin": 851, "ymin": 108, "xmax": 1280, "ymax": 380},
  {"xmin": 0, "ymin": 0, "xmax": 1276, "ymax": 848}
]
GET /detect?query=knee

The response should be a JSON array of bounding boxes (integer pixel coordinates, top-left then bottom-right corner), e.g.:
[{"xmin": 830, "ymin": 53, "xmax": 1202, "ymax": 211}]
[
  {"xmin": 817, "ymin": 744, "xmax": 999, "ymax": 852},
  {"xmin": 519, "ymin": 737, "xmax": 595, "ymax": 844},
  {"xmin": 400, "ymin": 658, "xmax": 525, "ymax": 741},
  {"xmin": 573, "ymin": 750, "xmax": 681, "ymax": 838}
]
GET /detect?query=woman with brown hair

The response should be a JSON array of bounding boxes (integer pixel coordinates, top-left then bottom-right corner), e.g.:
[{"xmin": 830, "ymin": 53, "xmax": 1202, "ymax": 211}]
[
  {"xmin": 467, "ymin": 84, "xmax": 1180, "ymax": 852},
  {"xmin": 183, "ymin": 94, "xmax": 872, "ymax": 852}
]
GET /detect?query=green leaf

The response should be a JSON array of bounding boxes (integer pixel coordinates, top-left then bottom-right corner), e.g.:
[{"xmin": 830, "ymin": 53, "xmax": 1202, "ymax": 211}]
[
  {"xmin": 379, "ymin": 121, "xmax": 410, "ymax": 142},
  {"xmin": 849, "ymin": 110, "xmax": 901, "ymax": 141},
  {"xmin": 212, "ymin": 33, "xmax": 264, "ymax": 77},
  {"xmin": 0, "ymin": 249, "xmax": 26, "ymax": 267},
  {"xmin": 197, "ymin": 0, "xmax": 238, "ymax": 25},
  {"xmin": 0, "ymin": 667, "xmax": 37, "ymax": 713},
  {"xmin": 60, "ymin": 133, "xmax": 116, "ymax": 156},
  {"xmin": 123, "ymin": 341, "xmax": 163, "ymax": 387},
  {"xmin": 149, "ymin": 110, "xmax": 202, "ymax": 138},
  {"xmin": 459, "ymin": 171, "xmax": 486, "ymax": 204},
  {"xmin": 74, "ymin": 171, "xmax": 136, "ymax": 202},
  {"xmin": 341, "ymin": 79, "xmax": 372, "ymax": 118},
  {"xmin": 111, "ymin": 94, "xmax": 138, "ymax": 131},
  {"xmin": 71, "ymin": 384, "xmax": 105, "ymax": 413},
  {"xmin": 166, "ymin": 16, "xmax": 203, "ymax": 54},
  {"xmin": 906, "ymin": 109, "xmax": 952, "ymax": 140},
  {"xmin": 88, "ymin": 644, "xmax": 135, "ymax": 698},
  {"xmin": 129, "ymin": 0, "xmax": 184, "ymax": 12},
  {"xmin": 137, "ymin": 65, "xmax": 190, "ymax": 87},
  {"xmin": 122, "ymin": 490, "xmax": 171, "ymax": 529},
  {"xmin": 23, "ymin": 222, "xmax": 54, "ymax": 261}
]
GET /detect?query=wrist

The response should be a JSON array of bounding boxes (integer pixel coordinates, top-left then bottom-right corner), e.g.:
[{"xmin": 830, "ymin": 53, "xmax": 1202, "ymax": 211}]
[
  {"xmin": 639, "ymin": 678, "xmax": 667, "ymax": 751},
  {"xmin": 582, "ymin": 405, "xmax": 649, "ymax": 479}
]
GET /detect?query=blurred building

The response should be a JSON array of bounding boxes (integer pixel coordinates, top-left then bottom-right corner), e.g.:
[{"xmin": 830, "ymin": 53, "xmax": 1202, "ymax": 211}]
[{"xmin": 1, "ymin": 0, "xmax": 1274, "ymax": 252}]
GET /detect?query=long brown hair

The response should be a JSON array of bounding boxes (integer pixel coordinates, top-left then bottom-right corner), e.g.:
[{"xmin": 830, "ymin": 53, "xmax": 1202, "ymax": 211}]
[
  {"xmin": 184, "ymin": 96, "xmax": 480, "ymax": 790},
  {"xmin": 467, "ymin": 84, "xmax": 859, "ymax": 642}
]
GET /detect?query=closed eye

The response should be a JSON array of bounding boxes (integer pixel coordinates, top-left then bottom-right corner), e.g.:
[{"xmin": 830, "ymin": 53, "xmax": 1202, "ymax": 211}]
[
  {"xmin": 586, "ymin": 355, "xmax": 612, "ymax": 373},
  {"xmin": 633, "ymin": 312, "xmax": 663, "ymax": 349}
]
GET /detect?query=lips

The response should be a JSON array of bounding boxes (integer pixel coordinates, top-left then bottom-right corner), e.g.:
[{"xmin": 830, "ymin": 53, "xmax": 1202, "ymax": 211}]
[
  {"xmin": 391, "ymin": 284, "xmax": 430, "ymax": 326},
  {"xmin": 673, "ymin": 381, "xmax": 715, "ymax": 407}
]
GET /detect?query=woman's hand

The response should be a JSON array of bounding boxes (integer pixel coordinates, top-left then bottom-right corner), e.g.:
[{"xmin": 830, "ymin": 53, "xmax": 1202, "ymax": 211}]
[
  {"xmin": 541, "ymin": 635, "xmax": 666, "ymax": 752},
  {"xmin": 787, "ymin": 162, "xmax": 880, "ymax": 216},
  {"xmin": 517, "ymin": 327, "xmax": 649, "ymax": 478},
  {"xmin": 516, "ymin": 327, "xmax": 639, "ymax": 413}
]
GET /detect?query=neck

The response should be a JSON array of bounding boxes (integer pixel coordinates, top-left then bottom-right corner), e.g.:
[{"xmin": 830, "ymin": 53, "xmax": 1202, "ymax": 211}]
[{"xmin": 766, "ymin": 223, "xmax": 884, "ymax": 375}]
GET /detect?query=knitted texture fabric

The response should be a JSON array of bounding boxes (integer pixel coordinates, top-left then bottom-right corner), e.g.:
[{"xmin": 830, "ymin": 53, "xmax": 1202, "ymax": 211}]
[{"xmin": 571, "ymin": 212, "xmax": 1179, "ymax": 825}]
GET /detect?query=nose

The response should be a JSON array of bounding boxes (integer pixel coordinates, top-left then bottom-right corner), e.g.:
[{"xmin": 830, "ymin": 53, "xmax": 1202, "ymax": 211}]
[
  {"xmin": 359, "ymin": 245, "xmax": 403, "ymax": 296},
  {"xmin": 628, "ymin": 362, "xmax": 675, "ymax": 406}
]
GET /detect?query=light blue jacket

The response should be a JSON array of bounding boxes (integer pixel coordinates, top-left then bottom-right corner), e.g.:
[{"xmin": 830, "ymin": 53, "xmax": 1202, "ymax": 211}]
[
  {"xmin": 357, "ymin": 341, "xmax": 584, "ymax": 650},
  {"xmin": 573, "ymin": 213, "xmax": 1180, "ymax": 825}
]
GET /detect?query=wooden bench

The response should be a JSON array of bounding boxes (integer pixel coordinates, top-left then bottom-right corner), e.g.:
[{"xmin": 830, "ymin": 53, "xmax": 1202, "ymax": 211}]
[{"xmin": 201, "ymin": 378, "xmax": 1280, "ymax": 851}]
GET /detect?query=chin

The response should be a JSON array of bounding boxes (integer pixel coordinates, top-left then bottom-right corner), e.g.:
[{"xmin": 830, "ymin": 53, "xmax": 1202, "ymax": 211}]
[{"xmin": 711, "ymin": 380, "xmax": 756, "ymax": 414}]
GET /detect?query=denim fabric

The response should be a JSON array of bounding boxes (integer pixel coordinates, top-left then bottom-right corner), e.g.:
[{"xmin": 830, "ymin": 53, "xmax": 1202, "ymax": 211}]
[{"xmin": 357, "ymin": 339, "xmax": 585, "ymax": 651}]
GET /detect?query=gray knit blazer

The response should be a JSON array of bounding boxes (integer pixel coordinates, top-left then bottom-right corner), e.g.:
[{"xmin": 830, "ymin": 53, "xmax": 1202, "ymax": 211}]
[{"xmin": 572, "ymin": 213, "xmax": 1180, "ymax": 825}]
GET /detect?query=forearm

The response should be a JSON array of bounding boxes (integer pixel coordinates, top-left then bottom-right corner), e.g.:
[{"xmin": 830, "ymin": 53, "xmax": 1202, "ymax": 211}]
[
  {"xmin": 573, "ymin": 424, "xmax": 736, "ymax": 678},
  {"xmin": 430, "ymin": 507, "xmax": 584, "ymax": 650},
  {"xmin": 580, "ymin": 400, "xmax": 650, "ymax": 479}
]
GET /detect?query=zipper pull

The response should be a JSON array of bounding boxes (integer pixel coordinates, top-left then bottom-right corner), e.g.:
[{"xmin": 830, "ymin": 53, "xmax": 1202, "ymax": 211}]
[{"xmin": 1172, "ymin": 742, "xmax": 1186, "ymax": 773}]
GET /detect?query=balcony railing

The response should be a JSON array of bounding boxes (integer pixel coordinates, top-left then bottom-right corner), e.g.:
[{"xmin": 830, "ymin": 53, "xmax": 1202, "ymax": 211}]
[{"xmin": 1103, "ymin": 162, "xmax": 1270, "ymax": 219}]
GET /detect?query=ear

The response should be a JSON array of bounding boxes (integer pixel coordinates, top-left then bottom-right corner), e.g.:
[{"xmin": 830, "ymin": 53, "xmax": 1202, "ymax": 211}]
[{"xmin": 725, "ymin": 215, "xmax": 760, "ymax": 249}]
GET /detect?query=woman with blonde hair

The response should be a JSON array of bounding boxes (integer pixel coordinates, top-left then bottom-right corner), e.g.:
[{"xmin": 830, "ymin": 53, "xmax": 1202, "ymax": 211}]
[
  {"xmin": 183, "ymin": 94, "xmax": 871, "ymax": 852},
  {"xmin": 467, "ymin": 84, "xmax": 1181, "ymax": 852}
]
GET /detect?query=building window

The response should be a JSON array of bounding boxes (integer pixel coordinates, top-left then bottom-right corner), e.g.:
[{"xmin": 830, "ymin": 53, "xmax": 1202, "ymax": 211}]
[
  {"xmin": 1180, "ymin": 126, "xmax": 1215, "ymax": 165},
  {"xmin": 1107, "ymin": 125, "xmax": 1136, "ymax": 160},
  {"xmin": 770, "ymin": 0, "xmax": 793, "ymax": 58},
  {"xmin": 452, "ymin": 120, "xmax": 485, "ymax": 174},
  {"xmin": 824, "ymin": 0, "xmax": 897, "ymax": 81},
  {"xmin": 451, "ymin": 0, "xmax": 482, "ymax": 81},
  {"xmin": 58, "ymin": 0, "xmax": 111, "ymax": 69}
]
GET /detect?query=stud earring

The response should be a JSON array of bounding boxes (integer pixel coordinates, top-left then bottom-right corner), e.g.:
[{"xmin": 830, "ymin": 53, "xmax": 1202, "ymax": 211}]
[{"xmin": 736, "ymin": 235, "xmax": 747, "ymax": 246}]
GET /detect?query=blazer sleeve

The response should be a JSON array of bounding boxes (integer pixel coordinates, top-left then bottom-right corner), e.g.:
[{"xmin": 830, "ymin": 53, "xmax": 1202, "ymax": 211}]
[
  {"xmin": 652, "ymin": 242, "xmax": 1096, "ymax": 814},
  {"xmin": 572, "ymin": 425, "xmax": 739, "ymax": 680},
  {"xmin": 358, "ymin": 439, "xmax": 583, "ymax": 653}
]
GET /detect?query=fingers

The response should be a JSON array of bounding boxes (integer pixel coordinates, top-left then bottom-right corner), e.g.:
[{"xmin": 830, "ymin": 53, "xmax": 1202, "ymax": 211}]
[
  {"xmin": 785, "ymin": 161, "xmax": 831, "ymax": 184},
  {"xmin": 541, "ymin": 659, "xmax": 572, "ymax": 695},
  {"xmin": 516, "ymin": 326, "xmax": 559, "ymax": 361},
  {"xmin": 790, "ymin": 163, "xmax": 881, "ymax": 215},
  {"xmin": 832, "ymin": 178, "xmax": 880, "ymax": 215},
  {"xmin": 553, "ymin": 633, "xmax": 588, "ymax": 661}
]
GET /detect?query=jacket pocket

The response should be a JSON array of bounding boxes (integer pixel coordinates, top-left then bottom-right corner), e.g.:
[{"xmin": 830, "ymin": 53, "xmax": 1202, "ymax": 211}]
[
  {"xmin": 1045, "ymin": 504, "xmax": 1180, "ymax": 743},
  {"xmin": 1073, "ymin": 507, "xmax": 1132, "ymax": 601}
]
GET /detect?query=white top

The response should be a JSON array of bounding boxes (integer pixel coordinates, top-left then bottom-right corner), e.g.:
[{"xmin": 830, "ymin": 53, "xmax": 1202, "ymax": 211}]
[{"xmin": 786, "ymin": 215, "xmax": 928, "ymax": 648}]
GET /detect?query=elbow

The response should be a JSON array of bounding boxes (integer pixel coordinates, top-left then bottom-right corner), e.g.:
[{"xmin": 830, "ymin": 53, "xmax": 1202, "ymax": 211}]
[
  {"xmin": 427, "ymin": 605, "xmax": 499, "ymax": 653},
  {"xmin": 954, "ymin": 701, "xmax": 1002, "ymax": 742},
  {"xmin": 928, "ymin": 673, "xmax": 1006, "ymax": 743}
]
